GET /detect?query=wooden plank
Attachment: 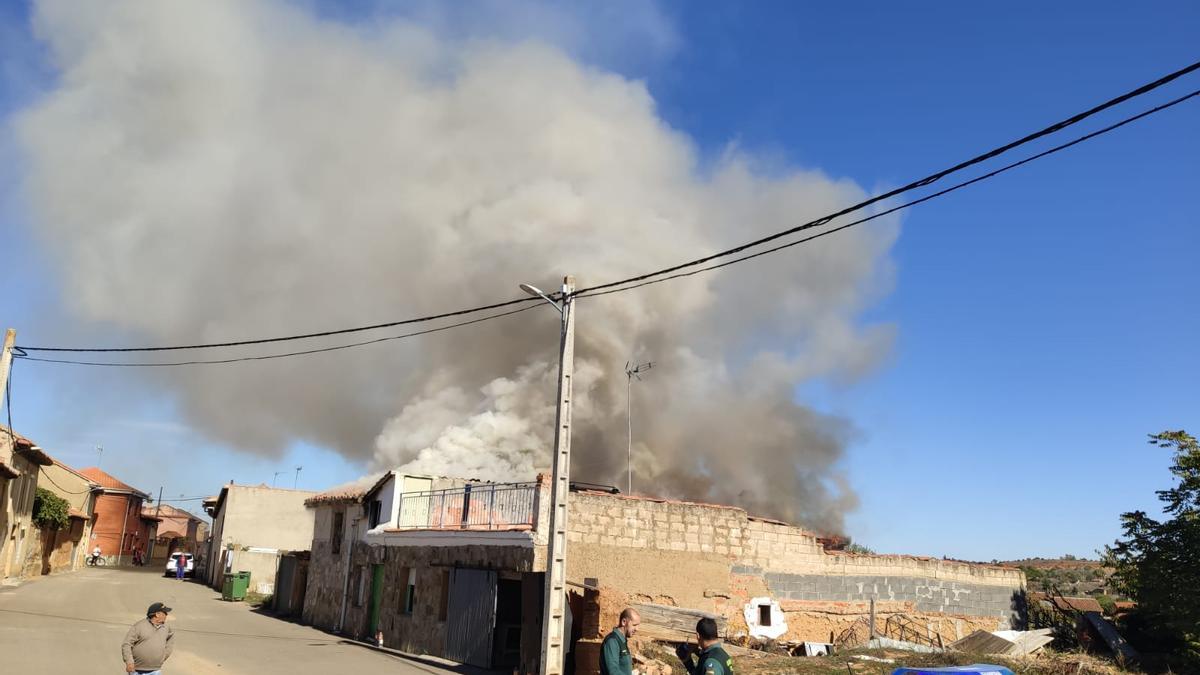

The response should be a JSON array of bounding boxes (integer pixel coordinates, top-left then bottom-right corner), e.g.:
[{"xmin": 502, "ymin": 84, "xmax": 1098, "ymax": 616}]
[{"xmin": 632, "ymin": 603, "xmax": 726, "ymax": 643}]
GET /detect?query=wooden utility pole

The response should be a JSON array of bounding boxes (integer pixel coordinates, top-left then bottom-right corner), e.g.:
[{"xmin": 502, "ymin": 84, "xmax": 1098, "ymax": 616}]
[{"xmin": 539, "ymin": 276, "xmax": 575, "ymax": 675}]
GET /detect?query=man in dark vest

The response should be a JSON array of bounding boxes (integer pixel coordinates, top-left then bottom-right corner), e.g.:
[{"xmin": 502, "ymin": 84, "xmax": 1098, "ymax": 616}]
[
  {"xmin": 600, "ymin": 607, "xmax": 640, "ymax": 675},
  {"xmin": 676, "ymin": 618, "xmax": 733, "ymax": 675}
]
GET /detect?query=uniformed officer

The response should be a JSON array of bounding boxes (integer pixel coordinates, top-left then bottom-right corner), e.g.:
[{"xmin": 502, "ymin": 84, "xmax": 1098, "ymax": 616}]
[
  {"xmin": 600, "ymin": 608, "xmax": 640, "ymax": 675},
  {"xmin": 676, "ymin": 618, "xmax": 733, "ymax": 675}
]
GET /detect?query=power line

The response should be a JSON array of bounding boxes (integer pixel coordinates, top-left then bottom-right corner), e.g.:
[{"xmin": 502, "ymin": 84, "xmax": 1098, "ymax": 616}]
[
  {"xmin": 14, "ymin": 87, "xmax": 1197, "ymax": 368},
  {"xmin": 15, "ymin": 304, "xmax": 539, "ymax": 367},
  {"xmin": 574, "ymin": 60, "xmax": 1200, "ymax": 297},
  {"xmin": 16, "ymin": 296, "xmax": 544, "ymax": 354},
  {"xmin": 576, "ymin": 88, "xmax": 1200, "ymax": 300},
  {"xmin": 11, "ymin": 59, "xmax": 1200, "ymax": 358}
]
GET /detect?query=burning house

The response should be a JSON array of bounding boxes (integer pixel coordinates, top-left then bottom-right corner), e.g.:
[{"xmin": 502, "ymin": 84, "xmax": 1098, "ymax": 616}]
[{"xmin": 301, "ymin": 472, "xmax": 1026, "ymax": 673}]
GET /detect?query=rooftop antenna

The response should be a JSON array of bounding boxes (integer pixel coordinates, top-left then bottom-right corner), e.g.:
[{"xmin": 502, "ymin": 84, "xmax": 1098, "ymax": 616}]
[
  {"xmin": 624, "ymin": 360, "xmax": 654, "ymax": 495},
  {"xmin": 96, "ymin": 444, "xmax": 103, "ymax": 468},
  {"xmin": 272, "ymin": 471, "xmax": 286, "ymax": 487},
  {"xmin": 294, "ymin": 465, "xmax": 303, "ymax": 489}
]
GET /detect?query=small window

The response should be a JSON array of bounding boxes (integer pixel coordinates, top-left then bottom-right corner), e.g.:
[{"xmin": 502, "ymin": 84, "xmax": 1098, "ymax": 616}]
[
  {"xmin": 355, "ymin": 567, "xmax": 368, "ymax": 607},
  {"xmin": 369, "ymin": 500, "xmax": 383, "ymax": 529},
  {"xmin": 331, "ymin": 511, "xmax": 345, "ymax": 555},
  {"xmin": 758, "ymin": 604, "xmax": 772, "ymax": 627},
  {"xmin": 404, "ymin": 568, "xmax": 417, "ymax": 614}
]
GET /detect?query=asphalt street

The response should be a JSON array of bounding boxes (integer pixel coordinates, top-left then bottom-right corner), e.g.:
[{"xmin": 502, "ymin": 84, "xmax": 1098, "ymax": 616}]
[{"xmin": 0, "ymin": 566, "xmax": 470, "ymax": 674}]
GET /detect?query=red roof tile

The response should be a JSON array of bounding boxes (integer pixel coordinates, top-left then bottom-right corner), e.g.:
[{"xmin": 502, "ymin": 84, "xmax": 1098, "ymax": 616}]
[{"xmin": 78, "ymin": 467, "xmax": 150, "ymax": 498}]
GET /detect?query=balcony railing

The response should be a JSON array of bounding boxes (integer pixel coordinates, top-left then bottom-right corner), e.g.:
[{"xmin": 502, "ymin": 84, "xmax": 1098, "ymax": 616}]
[{"xmin": 395, "ymin": 482, "xmax": 538, "ymax": 531}]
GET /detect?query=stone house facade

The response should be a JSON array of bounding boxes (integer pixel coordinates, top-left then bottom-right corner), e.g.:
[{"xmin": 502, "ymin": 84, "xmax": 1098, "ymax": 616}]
[
  {"xmin": 0, "ymin": 426, "xmax": 54, "ymax": 581},
  {"xmin": 299, "ymin": 472, "xmax": 1026, "ymax": 675}
]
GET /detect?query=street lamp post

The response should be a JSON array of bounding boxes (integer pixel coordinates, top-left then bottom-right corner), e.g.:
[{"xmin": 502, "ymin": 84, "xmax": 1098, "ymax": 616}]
[{"xmin": 523, "ymin": 277, "xmax": 576, "ymax": 675}]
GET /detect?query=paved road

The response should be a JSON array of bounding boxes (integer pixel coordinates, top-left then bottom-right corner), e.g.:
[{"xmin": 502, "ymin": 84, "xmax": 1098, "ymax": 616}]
[{"xmin": 0, "ymin": 566, "xmax": 465, "ymax": 675}]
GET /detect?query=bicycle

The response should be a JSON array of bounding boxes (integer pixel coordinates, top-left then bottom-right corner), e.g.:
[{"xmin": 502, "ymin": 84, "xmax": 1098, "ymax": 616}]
[{"xmin": 86, "ymin": 555, "xmax": 106, "ymax": 567}]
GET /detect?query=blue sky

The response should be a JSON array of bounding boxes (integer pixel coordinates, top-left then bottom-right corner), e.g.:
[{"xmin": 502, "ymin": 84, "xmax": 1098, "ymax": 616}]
[{"xmin": 2, "ymin": 1, "xmax": 1198, "ymax": 559}]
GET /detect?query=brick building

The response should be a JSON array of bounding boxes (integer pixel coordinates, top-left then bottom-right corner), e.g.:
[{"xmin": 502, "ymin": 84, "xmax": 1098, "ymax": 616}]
[
  {"xmin": 78, "ymin": 467, "xmax": 158, "ymax": 565},
  {"xmin": 300, "ymin": 472, "xmax": 1026, "ymax": 674},
  {"xmin": 143, "ymin": 503, "xmax": 207, "ymax": 563}
]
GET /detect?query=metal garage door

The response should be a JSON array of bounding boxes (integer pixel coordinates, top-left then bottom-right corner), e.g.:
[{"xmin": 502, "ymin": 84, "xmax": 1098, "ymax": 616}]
[{"xmin": 445, "ymin": 568, "xmax": 497, "ymax": 667}]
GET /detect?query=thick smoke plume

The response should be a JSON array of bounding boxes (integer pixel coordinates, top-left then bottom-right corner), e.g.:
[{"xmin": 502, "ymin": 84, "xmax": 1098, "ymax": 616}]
[{"xmin": 15, "ymin": 0, "xmax": 897, "ymax": 531}]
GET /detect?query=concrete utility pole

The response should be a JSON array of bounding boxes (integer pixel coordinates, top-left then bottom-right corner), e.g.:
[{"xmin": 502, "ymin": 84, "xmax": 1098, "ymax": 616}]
[
  {"xmin": 0, "ymin": 329, "xmax": 15, "ymax": 418},
  {"xmin": 624, "ymin": 361, "xmax": 653, "ymax": 495},
  {"xmin": 522, "ymin": 277, "xmax": 575, "ymax": 675},
  {"xmin": 1, "ymin": 329, "xmax": 15, "ymax": 463}
]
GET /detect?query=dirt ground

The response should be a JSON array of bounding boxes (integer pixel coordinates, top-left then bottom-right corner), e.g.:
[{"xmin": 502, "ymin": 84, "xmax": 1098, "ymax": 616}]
[{"xmin": 640, "ymin": 641, "xmax": 1131, "ymax": 675}]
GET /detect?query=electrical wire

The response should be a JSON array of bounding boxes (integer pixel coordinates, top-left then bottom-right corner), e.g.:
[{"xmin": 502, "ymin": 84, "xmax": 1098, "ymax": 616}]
[
  {"xmin": 13, "ymin": 87, "xmax": 1198, "ymax": 367},
  {"xmin": 576, "ymin": 88, "xmax": 1200, "ymax": 300},
  {"xmin": 574, "ymin": 60, "xmax": 1200, "ymax": 297},
  {"xmin": 16, "ymin": 295, "xmax": 546, "ymax": 354},
  {"xmin": 37, "ymin": 465, "xmax": 95, "ymax": 495},
  {"xmin": 14, "ymin": 304, "xmax": 540, "ymax": 367},
  {"xmin": 10, "ymin": 59, "xmax": 1200, "ymax": 358}
]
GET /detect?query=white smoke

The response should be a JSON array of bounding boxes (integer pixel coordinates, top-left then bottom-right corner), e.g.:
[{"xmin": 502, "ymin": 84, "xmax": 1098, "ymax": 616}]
[{"xmin": 14, "ymin": 0, "xmax": 898, "ymax": 531}]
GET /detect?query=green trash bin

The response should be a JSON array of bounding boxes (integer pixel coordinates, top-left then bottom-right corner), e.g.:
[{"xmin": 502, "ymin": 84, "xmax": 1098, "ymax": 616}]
[
  {"xmin": 231, "ymin": 570, "xmax": 251, "ymax": 600},
  {"xmin": 221, "ymin": 573, "xmax": 236, "ymax": 601}
]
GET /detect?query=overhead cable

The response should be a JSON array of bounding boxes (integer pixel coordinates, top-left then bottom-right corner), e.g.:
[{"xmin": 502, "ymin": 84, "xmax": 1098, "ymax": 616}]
[{"xmin": 12, "ymin": 60, "xmax": 1200, "ymax": 358}]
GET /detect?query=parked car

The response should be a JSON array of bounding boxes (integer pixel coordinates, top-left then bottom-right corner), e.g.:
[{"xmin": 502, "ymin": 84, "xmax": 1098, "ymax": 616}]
[{"xmin": 164, "ymin": 552, "xmax": 194, "ymax": 577}]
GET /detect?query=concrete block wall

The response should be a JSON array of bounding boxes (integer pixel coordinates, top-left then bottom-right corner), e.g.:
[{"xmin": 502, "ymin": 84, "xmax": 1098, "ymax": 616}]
[{"xmin": 568, "ymin": 492, "xmax": 1025, "ymax": 627}]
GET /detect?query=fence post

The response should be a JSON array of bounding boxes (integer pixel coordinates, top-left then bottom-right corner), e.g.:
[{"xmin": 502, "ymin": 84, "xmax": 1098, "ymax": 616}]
[
  {"xmin": 461, "ymin": 484, "xmax": 472, "ymax": 528},
  {"xmin": 488, "ymin": 486, "xmax": 497, "ymax": 530}
]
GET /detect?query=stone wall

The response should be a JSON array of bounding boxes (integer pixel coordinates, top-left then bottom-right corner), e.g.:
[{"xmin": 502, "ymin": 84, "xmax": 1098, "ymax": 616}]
[
  {"xmin": 567, "ymin": 492, "xmax": 1026, "ymax": 636},
  {"xmin": 302, "ymin": 503, "xmax": 357, "ymax": 631},
  {"xmin": 339, "ymin": 539, "xmax": 537, "ymax": 656}
]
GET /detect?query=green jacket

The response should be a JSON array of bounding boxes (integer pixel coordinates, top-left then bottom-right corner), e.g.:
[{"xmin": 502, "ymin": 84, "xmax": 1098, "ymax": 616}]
[
  {"xmin": 681, "ymin": 643, "xmax": 733, "ymax": 675},
  {"xmin": 600, "ymin": 627, "xmax": 633, "ymax": 675}
]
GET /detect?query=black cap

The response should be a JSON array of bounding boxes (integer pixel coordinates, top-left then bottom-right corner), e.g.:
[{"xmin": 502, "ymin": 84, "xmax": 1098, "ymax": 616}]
[{"xmin": 147, "ymin": 602, "xmax": 172, "ymax": 616}]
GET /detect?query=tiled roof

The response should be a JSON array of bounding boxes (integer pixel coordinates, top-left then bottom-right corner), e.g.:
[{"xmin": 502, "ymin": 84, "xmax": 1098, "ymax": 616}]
[
  {"xmin": 78, "ymin": 467, "xmax": 150, "ymax": 498},
  {"xmin": 305, "ymin": 473, "xmax": 387, "ymax": 507}
]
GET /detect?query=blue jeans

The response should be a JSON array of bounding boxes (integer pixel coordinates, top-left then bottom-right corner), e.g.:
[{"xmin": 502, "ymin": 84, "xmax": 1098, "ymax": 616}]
[{"xmin": 176, "ymin": 566, "xmax": 185, "ymax": 579}]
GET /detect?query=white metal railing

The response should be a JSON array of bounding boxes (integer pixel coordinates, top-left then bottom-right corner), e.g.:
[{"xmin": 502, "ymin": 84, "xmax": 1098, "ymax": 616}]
[{"xmin": 395, "ymin": 482, "xmax": 537, "ymax": 530}]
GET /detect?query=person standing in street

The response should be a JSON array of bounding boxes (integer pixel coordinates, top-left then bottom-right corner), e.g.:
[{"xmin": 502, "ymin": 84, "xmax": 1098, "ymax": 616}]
[
  {"xmin": 600, "ymin": 608, "xmax": 640, "ymax": 675},
  {"xmin": 122, "ymin": 602, "xmax": 175, "ymax": 674},
  {"xmin": 676, "ymin": 618, "xmax": 734, "ymax": 675},
  {"xmin": 174, "ymin": 551, "xmax": 186, "ymax": 581}
]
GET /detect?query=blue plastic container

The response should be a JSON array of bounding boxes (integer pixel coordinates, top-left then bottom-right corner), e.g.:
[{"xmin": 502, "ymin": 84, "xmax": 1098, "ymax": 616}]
[{"xmin": 891, "ymin": 666, "xmax": 1015, "ymax": 675}]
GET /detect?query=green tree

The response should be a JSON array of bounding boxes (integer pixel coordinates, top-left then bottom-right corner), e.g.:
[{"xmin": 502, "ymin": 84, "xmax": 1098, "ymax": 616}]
[
  {"xmin": 1104, "ymin": 431, "xmax": 1200, "ymax": 668},
  {"xmin": 32, "ymin": 488, "xmax": 70, "ymax": 531}
]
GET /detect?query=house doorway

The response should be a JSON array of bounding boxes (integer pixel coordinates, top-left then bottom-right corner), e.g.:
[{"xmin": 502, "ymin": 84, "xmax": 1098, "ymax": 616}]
[
  {"xmin": 444, "ymin": 568, "xmax": 497, "ymax": 668},
  {"xmin": 367, "ymin": 564, "xmax": 385, "ymax": 636},
  {"xmin": 492, "ymin": 576, "xmax": 523, "ymax": 669}
]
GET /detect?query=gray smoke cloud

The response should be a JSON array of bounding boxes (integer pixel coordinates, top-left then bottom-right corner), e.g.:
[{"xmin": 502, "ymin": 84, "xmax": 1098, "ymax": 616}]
[{"xmin": 15, "ymin": 0, "xmax": 897, "ymax": 531}]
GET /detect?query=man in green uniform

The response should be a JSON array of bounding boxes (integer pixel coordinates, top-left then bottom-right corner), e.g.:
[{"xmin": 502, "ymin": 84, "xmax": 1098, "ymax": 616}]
[
  {"xmin": 676, "ymin": 618, "xmax": 733, "ymax": 675},
  {"xmin": 600, "ymin": 608, "xmax": 640, "ymax": 675}
]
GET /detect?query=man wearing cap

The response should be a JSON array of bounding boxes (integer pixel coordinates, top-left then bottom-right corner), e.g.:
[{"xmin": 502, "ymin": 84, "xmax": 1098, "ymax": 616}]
[{"xmin": 121, "ymin": 602, "xmax": 175, "ymax": 674}]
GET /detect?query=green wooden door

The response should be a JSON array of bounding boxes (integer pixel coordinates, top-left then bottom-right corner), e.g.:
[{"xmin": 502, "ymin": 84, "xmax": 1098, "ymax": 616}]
[{"xmin": 368, "ymin": 564, "xmax": 385, "ymax": 635}]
